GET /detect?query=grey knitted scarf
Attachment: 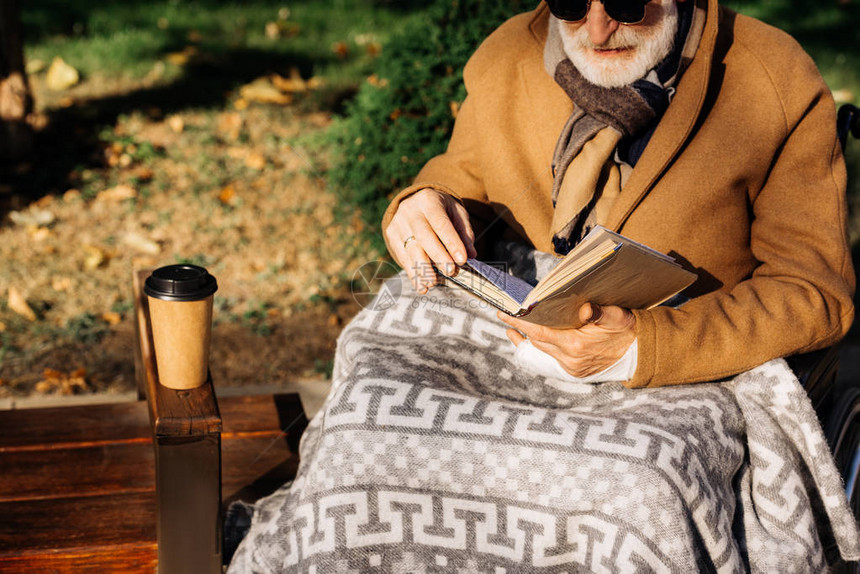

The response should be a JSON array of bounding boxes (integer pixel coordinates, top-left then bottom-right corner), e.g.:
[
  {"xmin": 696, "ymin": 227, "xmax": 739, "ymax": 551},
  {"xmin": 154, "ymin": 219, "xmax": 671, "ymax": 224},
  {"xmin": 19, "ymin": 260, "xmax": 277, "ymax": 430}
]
[{"xmin": 545, "ymin": 0, "xmax": 704, "ymax": 254}]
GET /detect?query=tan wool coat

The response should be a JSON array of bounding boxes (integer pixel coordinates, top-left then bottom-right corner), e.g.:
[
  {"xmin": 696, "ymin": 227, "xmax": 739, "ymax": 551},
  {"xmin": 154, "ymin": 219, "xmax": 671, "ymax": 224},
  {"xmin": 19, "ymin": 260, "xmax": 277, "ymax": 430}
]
[{"xmin": 381, "ymin": 0, "xmax": 855, "ymax": 388}]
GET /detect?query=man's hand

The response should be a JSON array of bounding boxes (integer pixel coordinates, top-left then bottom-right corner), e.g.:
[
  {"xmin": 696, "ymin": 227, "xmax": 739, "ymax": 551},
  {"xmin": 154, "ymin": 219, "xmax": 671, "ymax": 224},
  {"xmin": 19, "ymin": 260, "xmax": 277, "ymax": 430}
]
[
  {"xmin": 385, "ymin": 188, "xmax": 477, "ymax": 293},
  {"xmin": 497, "ymin": 303, "xmax": 636, "ymax": 378}
]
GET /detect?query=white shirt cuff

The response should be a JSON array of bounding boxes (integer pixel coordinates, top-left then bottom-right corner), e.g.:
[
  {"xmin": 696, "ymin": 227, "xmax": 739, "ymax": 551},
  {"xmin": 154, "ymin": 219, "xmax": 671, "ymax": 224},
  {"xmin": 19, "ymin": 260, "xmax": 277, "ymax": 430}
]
[{"xmin": 514, "ymin": 339, "xmax": 638, "ymax": 385}]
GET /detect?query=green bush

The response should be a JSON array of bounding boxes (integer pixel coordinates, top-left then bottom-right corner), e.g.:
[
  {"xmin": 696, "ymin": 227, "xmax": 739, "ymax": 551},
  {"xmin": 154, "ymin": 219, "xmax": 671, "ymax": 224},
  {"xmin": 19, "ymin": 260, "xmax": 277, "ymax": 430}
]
[{"xmin": 328, "ymin": 0, "xmax": 531, "ymax": 252}]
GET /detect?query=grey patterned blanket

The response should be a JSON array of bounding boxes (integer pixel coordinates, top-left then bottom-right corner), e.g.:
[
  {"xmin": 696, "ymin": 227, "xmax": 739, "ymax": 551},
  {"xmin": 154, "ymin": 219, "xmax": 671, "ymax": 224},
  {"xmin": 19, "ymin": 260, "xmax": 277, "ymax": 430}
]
[{"xmin": 228, "ymin": 273, "xmax": 860, "ymax": 573}]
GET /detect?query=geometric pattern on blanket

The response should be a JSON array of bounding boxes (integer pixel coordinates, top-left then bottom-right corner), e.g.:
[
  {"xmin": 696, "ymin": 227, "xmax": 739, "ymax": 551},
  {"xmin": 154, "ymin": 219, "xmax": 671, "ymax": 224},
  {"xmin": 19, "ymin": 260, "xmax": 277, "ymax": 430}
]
[{"xmin": 228, "ymin": 273, "xmax": 860, "ymax": 573}]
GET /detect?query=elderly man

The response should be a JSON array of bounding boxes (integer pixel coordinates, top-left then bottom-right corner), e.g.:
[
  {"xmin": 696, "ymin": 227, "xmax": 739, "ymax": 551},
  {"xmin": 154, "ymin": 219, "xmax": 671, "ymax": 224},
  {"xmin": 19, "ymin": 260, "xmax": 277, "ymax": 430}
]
[
  {"xmin": 383, "ymin": 0, "xmax": 854, "ymax": 388},
  {"xmin": 229, "ymin": 1, "xmax": 859, "ymax": 571}
]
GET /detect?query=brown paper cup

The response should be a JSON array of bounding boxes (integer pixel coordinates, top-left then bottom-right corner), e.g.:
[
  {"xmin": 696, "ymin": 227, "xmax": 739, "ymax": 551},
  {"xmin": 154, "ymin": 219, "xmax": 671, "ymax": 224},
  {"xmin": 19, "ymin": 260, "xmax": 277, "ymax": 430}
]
[
  {"xmin": 144, "ymin": 264, "xmax": 218, "ymax": 390},
  {"xmin": 147, "ymin": 295, "xmax": 213, "ymax": 389}
]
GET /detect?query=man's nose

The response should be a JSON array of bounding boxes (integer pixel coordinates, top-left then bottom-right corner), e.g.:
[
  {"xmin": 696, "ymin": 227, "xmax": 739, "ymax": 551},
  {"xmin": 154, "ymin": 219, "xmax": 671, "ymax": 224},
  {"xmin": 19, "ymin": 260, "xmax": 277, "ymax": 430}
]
[{"xmin": 584, "ymin": 1, "xmax": 620, "ymax": 46}]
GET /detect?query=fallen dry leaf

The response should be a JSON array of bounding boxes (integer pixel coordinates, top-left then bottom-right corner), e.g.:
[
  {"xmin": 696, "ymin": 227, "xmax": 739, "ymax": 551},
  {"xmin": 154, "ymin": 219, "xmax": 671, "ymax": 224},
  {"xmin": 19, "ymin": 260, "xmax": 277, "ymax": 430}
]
[
  {"xmin": 27, "ymin": 112, "xmax": 50, "ymax": 130},
  {"xmin": 96, "ymin": 184, "xmax": 137, "ymax": 202},
  {"xmin": 331, "ymin": 41, "xmax": 349, "ymax": 59},
  {"xmin": 122, "ymin": 231, "xmax": 161, "ymax": 255},
  {"xmin": 166, "ymin": 46, "xmax": 198, "ymax": 67},
  {"xmin": 29, "ymin": 227, "xmax": 52, "ymax": 242},
  {"xmin": 35, "ymin": 368, "xmax": 89, "ymax": 395},
  {"xmin": 101, "ymin": 312, "xmax": 122, "ymax": 326},
  {"xmin": 133, "ymin": 167, "xmax": 154, "ymax": 182},
  {"xmin": 8, "ymin": 287, "xmax": 37, "ymax": 321},
  {"xmin": 239, "ymin": 77, "xmax": 292, "ymax": 105},
  {"xmin": 45, "ymin": 57, "xmax": 80, "ymax": 91},
  {"xmin": 167, "ymin": 115, "xmax": 185, "ymax": 133},
  {"xmin": 271, "ymin": 68, "xmax": 314, "ymax": 93},
  {"xmin": 51, "ymin": 277, "xmax": 72, "ymax": 292},
  {"xmin": 63, "ymin": 189, "xmax": 82, "ymax": 203},
  {"xmin": 366, "ymin": 75, "xmax": 388, "ymax": 88},
  {"xmin": 265, "ymin": 21, "xmax": 281, "ymax": 40},
  {"xmin": 219, "ymin": 184, "xmax": 237, "ymax": 205},
  {"xmin": 271, "ymin": 73, "xmax": 304, "ymax": 94},
  {"xmin": 245, "ymin": 152, "xmax": 267, "ymax": 170},
  {"xmin": 9, "ymin": 206, "xmax": 55, "ymax": 227},
  {"xmin": 83, "ymin": 245, "xmax": 110, "ymax": 270}
]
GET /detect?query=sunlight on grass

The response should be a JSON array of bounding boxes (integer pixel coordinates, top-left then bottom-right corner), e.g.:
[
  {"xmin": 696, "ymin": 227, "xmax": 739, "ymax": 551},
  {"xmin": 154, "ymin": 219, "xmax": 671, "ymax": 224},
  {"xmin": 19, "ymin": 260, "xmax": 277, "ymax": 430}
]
[{"xmin": 23, "ymin": 1, "xmax": 415, "ymax": 84}]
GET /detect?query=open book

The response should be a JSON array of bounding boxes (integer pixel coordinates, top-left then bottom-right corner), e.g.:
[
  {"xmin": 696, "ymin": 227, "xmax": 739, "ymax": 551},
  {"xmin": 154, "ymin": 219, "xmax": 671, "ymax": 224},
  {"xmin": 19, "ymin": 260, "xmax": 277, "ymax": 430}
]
[{"xmin": 437, "ymin": 226, "xmax": 697, "ymax": 329}]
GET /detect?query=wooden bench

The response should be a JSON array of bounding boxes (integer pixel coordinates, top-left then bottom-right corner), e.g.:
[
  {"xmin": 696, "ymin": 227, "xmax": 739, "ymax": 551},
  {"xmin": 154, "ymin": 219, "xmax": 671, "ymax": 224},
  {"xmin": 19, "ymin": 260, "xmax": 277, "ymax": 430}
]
[{"xmin": 0, "ymin": 271, "xmax": 308, "ymax": 572}]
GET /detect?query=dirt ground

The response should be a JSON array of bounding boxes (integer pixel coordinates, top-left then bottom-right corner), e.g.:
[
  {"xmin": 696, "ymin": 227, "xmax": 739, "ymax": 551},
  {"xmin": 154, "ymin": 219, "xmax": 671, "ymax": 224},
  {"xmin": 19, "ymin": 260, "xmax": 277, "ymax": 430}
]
[{"xmin": 0, "ymin": 82, "xmax": 381, "ymax": 399}]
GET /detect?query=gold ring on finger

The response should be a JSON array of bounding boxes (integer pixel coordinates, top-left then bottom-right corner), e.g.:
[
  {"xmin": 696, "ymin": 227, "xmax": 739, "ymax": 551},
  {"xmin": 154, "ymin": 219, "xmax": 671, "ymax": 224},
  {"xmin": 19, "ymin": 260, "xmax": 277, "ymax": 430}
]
[{"xmin": 403, "ymin": 235, "xmax": 417, "ymax": 249}]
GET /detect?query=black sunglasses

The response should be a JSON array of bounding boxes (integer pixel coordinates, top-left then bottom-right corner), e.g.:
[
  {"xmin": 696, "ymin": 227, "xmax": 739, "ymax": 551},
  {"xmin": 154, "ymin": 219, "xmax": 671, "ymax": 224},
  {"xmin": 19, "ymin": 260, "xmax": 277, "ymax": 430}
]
[{"xmin": 546, "ymin": 0, "xmax": 651, "ymax": 25}]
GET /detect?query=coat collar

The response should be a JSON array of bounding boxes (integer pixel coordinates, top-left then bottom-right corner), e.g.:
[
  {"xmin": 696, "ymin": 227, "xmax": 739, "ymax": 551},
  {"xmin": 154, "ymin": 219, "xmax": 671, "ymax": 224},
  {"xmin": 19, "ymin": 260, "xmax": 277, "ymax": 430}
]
[{"xmin": 527, "ymin": 0, "xmax": 721, "ymax": 232}]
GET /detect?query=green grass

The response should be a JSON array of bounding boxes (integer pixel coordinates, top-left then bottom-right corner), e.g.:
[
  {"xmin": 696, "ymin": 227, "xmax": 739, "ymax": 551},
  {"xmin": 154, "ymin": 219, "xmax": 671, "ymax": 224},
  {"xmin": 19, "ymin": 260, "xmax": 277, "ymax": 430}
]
[{"xmin": 23, "ymin": 0, "xmax": 418, "ymax": 87}]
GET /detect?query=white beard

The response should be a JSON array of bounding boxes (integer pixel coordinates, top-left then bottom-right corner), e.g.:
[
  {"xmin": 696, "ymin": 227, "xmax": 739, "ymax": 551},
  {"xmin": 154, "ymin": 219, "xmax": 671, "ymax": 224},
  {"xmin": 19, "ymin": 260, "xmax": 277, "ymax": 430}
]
[{"xmin": 556, "ymin": 2, "xmax": 680, "ymax": 88}]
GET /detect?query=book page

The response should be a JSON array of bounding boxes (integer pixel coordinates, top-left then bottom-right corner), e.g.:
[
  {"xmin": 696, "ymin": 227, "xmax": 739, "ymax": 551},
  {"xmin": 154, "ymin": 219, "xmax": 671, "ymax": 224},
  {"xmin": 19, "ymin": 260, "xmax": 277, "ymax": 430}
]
[
  {"xmin": 464, "ymin": 259, "xmax": 534, "ymax": 305},
  {"xmin": 524, "ymin": 239, "xmax": 619, "ymax": 307}
]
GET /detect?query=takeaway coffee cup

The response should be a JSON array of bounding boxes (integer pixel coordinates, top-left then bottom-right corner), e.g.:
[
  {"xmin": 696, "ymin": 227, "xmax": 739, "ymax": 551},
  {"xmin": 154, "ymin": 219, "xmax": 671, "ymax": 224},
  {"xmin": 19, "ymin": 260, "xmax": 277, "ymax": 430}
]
[{"xmin": 144, "ymin": 264, "xmax": 218, "ymax": 390}]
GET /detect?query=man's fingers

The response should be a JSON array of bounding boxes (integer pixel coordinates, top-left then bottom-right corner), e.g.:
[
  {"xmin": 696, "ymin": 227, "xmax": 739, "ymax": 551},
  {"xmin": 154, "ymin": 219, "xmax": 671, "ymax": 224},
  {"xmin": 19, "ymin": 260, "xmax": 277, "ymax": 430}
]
[
  {"xmin": 497, "ymin": 311, "xmax": 561, "ymax": 345},
  {"xmin": 387, "ymin": 219, "xmax": 438, "ymax": 293},
  {"xmin": 408, "ymin": 215, "xmax": 459, "ymax": 276},
  {"xmin": 405, "ymin": 243, "xmax": 437, "ymax": 294},
  {"xmin": 427, "ymin": 208, "xmax": 470, "ymax": 266},
  {"xmin": 578, "ymin": 302, "xmax": 635, "ymax": 331},
  {"xmin": 579, "ymin": 302, "xmax": 603, "ymax": 325},
  {"xmin": 450, "ymin": 202, "xmax": 477, "ymax": 260},
  {"xmin": 385, "ymin": 220, "xmax": 411, "ymax": 270},
  {"xmin": 506, "ymin": 328, "xmax": 526, "ymax": 347},
  {"xmin": 393, "ymin": 188, "xmax": 474, "ymax": 269}
]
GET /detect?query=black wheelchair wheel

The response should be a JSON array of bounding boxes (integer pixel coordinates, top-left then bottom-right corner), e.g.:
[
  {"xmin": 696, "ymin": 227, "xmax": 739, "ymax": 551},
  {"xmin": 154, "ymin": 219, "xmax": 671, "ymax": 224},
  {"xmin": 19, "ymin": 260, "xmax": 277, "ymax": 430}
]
[
  {"xmin": 828, "ymin": 387, "xmax": 860, "ymax": 518},
  {"xmin": 826, "ymin": 386, "xmax": 860, "ymax": 574}
]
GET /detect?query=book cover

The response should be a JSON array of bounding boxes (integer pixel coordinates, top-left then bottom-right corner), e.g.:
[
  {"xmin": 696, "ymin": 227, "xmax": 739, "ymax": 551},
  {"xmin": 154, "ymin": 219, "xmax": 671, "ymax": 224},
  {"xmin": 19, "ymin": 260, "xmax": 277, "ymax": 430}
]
[{"xmin": 437, "ymin": 226, "xmax": 696, "ymax": 329}]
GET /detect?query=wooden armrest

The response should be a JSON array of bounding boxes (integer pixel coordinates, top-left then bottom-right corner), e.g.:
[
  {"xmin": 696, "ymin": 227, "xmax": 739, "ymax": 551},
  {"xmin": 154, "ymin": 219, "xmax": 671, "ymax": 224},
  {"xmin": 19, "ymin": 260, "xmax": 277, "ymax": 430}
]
[{"xmin": 133, "ymin": 269, "xmax": 221, "ymax": 437}]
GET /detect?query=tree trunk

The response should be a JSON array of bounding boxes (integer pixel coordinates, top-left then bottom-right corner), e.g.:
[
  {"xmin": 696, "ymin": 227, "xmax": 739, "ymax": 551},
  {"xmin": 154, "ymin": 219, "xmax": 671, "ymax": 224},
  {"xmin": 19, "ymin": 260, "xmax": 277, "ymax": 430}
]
[{"xmin": 0, "ymin": 0, "xmax": 33, "ymax": 161}]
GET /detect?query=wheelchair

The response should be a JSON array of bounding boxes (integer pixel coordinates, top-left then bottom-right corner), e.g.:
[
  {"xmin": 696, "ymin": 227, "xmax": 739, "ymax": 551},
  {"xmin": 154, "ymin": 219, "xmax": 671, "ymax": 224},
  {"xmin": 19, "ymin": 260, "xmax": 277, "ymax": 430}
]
[{"xmin": 788, "ymin": 103, "xmax": 860, "ymax": 572}]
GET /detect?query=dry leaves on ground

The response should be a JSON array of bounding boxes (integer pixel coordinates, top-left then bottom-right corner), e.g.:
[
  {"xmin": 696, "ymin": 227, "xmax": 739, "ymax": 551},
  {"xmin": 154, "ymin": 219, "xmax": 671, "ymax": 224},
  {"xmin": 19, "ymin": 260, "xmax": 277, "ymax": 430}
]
[{"xmin": 35, "ymin": 368, "xmax": 90, "ymax": 395}]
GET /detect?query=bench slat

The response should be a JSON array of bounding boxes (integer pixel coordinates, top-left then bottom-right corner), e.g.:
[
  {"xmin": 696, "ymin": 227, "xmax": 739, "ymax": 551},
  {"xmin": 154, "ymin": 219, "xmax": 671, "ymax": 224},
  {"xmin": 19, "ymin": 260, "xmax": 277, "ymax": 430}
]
[
  {"xmin": 0, "ymin": 401, "xmax": 151, "ymax": 450},
  {"xmin": 0, "ymin": 542, "xmax": 157, "ymax": 574},
  {"xmin": 0, "ymin": 441, "xmax": 154, "ymax": 503},
  {"xmin": 0, "ymin": 491, "xmax": 157, "ymax": 556}
]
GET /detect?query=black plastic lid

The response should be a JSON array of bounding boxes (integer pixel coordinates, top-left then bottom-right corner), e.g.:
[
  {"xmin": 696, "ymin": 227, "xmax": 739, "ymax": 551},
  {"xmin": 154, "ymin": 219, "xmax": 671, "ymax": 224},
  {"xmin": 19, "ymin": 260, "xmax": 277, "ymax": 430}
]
[{"xmin": 144, "ymin": 264, "xmax": 218, "ymax": 302}]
